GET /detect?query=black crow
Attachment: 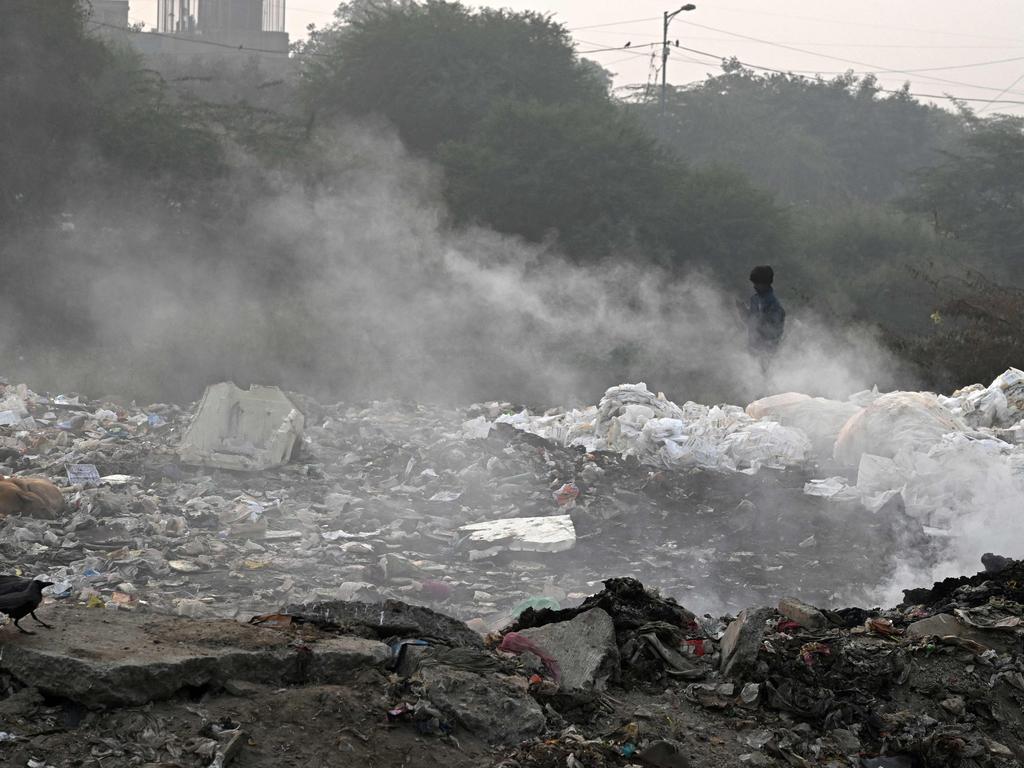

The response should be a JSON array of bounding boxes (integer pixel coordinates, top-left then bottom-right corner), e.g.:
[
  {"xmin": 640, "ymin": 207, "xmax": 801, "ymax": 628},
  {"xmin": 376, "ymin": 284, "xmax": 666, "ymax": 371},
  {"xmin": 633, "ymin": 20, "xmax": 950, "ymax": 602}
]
[
  {"xmin": 0, "ymin": 580, "xmax": 53, "ymax": 634},
  {"xmin": 0, "ymin": 575, "xmax": 33, "ymax": 594}
]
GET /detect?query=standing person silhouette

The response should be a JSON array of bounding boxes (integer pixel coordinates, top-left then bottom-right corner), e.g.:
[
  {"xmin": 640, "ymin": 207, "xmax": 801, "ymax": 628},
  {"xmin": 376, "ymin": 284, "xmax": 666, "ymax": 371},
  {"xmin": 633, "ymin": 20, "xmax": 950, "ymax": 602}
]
[{"xmin": 740, "ymin": 265, "xmax": 785, "ymax": 372}]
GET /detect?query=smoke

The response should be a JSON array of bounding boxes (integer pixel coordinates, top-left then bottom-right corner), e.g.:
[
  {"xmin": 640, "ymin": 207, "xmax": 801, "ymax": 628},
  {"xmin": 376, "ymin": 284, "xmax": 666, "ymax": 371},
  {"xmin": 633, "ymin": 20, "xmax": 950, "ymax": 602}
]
[
  {"xmin": 9, "ymin": 118, "xmax": 1016, "ymax": 610},
  {"xmin": 3, "ymin": 123, "xmax": 904, "ymax": 410},
  {"xmin": 875, "ymin": 436, "xmax": 1024, "ymax": 605}
]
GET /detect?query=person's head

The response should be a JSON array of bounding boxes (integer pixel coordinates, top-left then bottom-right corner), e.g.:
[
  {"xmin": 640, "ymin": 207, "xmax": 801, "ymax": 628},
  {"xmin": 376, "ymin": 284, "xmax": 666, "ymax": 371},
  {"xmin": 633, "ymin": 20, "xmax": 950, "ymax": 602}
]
[{"xmin": 749, "ymin": 265, "xmax": 774, "ymax": 294}]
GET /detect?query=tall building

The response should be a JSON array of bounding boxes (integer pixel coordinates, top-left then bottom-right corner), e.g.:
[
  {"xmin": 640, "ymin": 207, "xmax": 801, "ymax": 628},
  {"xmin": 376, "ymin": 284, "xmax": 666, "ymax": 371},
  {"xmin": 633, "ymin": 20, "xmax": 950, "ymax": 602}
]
[
  {"xmin": 88, "ymin": 0, "xmax": 291, "ymax": 66},
  {"xmin": 154, "ymin": 0, "xmax": 288, "ymax": 54}
]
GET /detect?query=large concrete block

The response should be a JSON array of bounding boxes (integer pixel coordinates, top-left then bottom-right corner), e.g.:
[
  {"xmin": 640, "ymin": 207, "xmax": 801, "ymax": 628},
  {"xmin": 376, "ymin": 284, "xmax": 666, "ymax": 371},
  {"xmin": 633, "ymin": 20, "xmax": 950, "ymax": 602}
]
[
  {"xmin": 720, "ymin": 607, "xmax": 774, "ymax": 680},
  {"xmin": 178, "ymin": 382, "xmax": 304, "ymax": 471},
  {"xmin": 518, "ymin": 607, "xmax": 619, "ymax": 692},
  {"xmin": 0, "ymin": 605, "xmax": 387, "ymax": 708}
]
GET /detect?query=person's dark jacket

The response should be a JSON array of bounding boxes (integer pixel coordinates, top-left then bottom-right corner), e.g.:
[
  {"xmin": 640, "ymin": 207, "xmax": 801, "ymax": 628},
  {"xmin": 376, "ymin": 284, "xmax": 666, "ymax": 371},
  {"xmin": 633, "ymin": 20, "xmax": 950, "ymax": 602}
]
[{"xmin": 746, "ymin": 288, "xmax": 785, "ymax": 352}]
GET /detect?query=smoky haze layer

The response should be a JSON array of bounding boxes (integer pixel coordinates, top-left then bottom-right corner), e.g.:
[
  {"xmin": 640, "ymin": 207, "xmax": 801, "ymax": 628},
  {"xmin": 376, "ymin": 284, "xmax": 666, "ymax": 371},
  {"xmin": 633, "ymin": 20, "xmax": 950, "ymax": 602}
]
[{"xmin": 2, "ymin": 126, "xmax": 904, "ymax": 408}]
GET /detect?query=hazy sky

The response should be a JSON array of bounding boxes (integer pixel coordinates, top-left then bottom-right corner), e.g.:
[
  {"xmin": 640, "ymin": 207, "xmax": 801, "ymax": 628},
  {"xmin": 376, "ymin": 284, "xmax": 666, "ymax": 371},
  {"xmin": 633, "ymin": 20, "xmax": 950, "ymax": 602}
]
[{"xmin": 130, "ymin": 0, "xmax": 1024, "ymax": 115}]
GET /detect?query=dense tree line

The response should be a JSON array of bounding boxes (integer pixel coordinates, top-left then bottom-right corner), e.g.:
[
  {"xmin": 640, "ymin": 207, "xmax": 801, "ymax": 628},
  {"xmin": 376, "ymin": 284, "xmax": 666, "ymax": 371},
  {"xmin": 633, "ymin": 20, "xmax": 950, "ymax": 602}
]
[{"xmin": 3, "ymin": 0, "xmax": 1023, "ymax": 393}]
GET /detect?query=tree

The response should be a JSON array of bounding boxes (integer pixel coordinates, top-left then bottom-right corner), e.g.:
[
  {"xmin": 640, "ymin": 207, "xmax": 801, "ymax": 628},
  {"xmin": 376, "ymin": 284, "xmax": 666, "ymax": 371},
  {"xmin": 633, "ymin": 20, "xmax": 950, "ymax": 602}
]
[
  {"xmin": 440, "ymin": 99, "xmax": 788, "ymax": 269},
  {"xmin": 903, "ymin": 113, "xmax": 1024, "ymax": 283},
  {"xmin": 0, "ymin": 1, "xmax": 237, "ymax": 229},
  {"xmin": 0, "ymin": 0, "xmax": 111, "ymax": 226},
  {"xmin": 633, "ymin": 64, "xmax": 962, "ymax": 206},
  {"xmin": 297, "ymin": 1, "xmax": 609, "ymax": 152}
]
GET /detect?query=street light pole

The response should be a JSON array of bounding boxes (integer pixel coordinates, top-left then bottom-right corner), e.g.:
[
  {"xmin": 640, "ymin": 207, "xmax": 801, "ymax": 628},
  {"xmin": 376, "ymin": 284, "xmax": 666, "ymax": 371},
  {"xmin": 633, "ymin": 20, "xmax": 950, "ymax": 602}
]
[{"xmin": 660, "ymin": 4, "xmax": 696, "ymax": 128}]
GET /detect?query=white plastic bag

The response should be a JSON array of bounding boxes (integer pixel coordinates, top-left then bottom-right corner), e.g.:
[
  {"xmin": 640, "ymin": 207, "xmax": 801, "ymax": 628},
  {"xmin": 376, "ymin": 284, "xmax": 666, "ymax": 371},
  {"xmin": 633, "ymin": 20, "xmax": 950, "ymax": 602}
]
[
  {"xmin": 747, "ymin": 392, "xmax": 861, "ymax": 455},
  {"xmin": 834, "ymin": 391, "xmax": 967, "ymax": 466}
]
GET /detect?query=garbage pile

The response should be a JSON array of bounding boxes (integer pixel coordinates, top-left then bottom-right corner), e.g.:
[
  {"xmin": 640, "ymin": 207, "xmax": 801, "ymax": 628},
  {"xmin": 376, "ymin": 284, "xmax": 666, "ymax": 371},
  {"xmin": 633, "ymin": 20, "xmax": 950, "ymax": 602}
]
[
  {"xmin": 497, "ymin": 383, "xmax": 814, "ymax": 474},
  {"xmin": 498, "ymin": 371, "xmax": 1024, "ymax": 555},
  {"xmin": 0, "ymin": 375, "xmax": 934, "ymax": 628},
  {"xmin": 0, "ymin": 371, "xmax": 1020, "ymax": 766},
  {"xmin": 459, "ymin": 567, "xmax": 1022, "ymax": 766},
  {"xmin": 2, "ymin": 564, "xmax": 1017, "ymax": 767}
]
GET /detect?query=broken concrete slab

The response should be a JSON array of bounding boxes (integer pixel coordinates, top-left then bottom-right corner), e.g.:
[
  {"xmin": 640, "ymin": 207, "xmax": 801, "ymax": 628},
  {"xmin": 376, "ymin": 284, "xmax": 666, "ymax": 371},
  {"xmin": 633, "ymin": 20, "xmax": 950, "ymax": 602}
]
[
  {"xmin": 285, "ymin": 598, "xmax": 484, "ymax": 648},
  {"xmin": 0, "ymin": 605, "xmax": 388, "ymax": 708},
  {"xmin": 178, "ymin": 382, "xmax": 304, "ymax": 471},
  {"xmin": 778, "ymin": 597, "xmax": 828, "ymax": 630},
  {"xmin": 418, "ymin": 665, "xmax": 546, "ymax": 745},
  {"xmin": 458, "ymin": 514, "xmax": 576, "ymax": 556},
  {"xmin": 905, "ymin": 612, "xmax": 995, "ymax": 650},
  {"xmin": 518, "ymin": 608, "xmax": 618, "ymax": 692},
  {"xmin": 720, "ymin": 607, "xmax": 774, "ymax": 680}
]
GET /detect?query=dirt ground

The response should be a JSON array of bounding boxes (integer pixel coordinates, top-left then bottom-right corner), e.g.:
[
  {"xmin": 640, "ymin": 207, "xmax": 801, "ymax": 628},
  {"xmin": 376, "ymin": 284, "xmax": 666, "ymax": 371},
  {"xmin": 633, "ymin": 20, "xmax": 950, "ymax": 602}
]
[{"xmin": 0, "ymin": 596, "xmax": 1020, "ymax": 768}]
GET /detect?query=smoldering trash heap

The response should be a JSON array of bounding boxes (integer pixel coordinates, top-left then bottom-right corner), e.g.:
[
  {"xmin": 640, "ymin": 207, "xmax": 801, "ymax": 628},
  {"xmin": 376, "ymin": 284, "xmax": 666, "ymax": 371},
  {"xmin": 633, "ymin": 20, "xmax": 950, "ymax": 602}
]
[{"xmin": 0, "ymin": 372, "xmax": 1021, "ymax": 764}]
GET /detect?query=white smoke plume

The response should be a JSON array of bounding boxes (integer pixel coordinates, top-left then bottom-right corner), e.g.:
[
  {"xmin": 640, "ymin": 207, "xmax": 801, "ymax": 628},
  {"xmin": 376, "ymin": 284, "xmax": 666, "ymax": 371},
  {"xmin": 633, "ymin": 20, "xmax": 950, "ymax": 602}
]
[{"xmin": 3, "ymin": 124, "xmax": 905, "ymax": 410}]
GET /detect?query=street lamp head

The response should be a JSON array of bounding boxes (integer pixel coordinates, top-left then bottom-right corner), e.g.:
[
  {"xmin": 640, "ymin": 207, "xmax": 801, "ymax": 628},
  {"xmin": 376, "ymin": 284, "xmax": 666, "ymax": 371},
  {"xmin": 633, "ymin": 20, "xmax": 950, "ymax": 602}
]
[{"xmin": 667, "ymin": 4, "xmax": 696, "ymax": 21}]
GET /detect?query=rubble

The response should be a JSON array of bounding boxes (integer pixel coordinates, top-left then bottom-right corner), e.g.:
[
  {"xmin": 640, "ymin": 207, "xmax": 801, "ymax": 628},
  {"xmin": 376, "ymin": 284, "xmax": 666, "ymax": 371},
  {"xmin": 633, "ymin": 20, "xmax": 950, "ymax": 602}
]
[
  {"xmin": 517, "ymin": 608, "xmax": 619, "ymax": 692},
  {"xmin": 719, "ymin": 607, "xmax": 774, "ymax": 679},
  {"xmin": 0, "ymin": 603, "xmax": 389, "ymax": 707},
  {"xmin": 415, "ymin": 663, "xmax": 547, "ymax": 745},
  {"xmin": 777, "ymin": 596, "xmax": 829, "ymax": 630},
  {"xmin": 282, "ymin": 598, "xmax": 485, "ymax": 647}
]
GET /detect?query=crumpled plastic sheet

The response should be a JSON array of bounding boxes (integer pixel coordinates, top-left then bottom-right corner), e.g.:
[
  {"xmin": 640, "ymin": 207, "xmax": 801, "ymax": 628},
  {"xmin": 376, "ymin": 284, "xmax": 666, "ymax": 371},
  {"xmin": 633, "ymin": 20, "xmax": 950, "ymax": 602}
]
[
  {"xmin": 941, "ymin": 367, "xmax": 1024, "ymax": 429},
  {"xmin": 498, "ymin": 383, "xmax": 811, "ymax": 474}
]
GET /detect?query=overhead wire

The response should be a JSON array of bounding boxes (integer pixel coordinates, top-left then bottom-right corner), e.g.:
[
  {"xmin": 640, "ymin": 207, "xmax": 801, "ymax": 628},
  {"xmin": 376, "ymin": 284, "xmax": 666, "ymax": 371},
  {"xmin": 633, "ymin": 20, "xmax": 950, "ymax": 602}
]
[
  {"xmin": 84, "ymin": 17, "xmax": 1024, "ymax": 108},
  {"xmin": 576, "ymin": 28, "xmax": 1024, "ymax": 51},
  {"xmin": 667, "ymin": 42, "xmax": 1024, "ymax": 106},
  {"xmin": 701, "ymin": 3, "xmax": 1024, "ymax": 44},
  {"xmin": 682, "ymin": 20, "xmax": 1024, "ymax": 95},
  {"xmin": 566, "ymin": 8, "xmax": 1024, "ymax": 46},
  {"xmin": 578, "ymin": 40, "xmax": 1024, "ymax": 79},
  {"xmin": 977, "ymin": 70, "xmax": 1024, "ymax": 115},
  {"xmin": 568, "ymin": 16, "xmax": 660, "ymax": 32}
]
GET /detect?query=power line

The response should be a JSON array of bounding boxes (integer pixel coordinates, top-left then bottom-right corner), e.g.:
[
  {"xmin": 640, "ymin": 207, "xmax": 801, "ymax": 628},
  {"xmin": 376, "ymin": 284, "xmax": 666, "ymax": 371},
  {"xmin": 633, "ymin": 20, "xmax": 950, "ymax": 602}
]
[
  {"xmin": 603, "ymin": 52, "xmax": 654, "ymax": 67},
  {"xmin": 578, "ymin": 42, "xmax": 660, "ymax": 55},
  {"xmin": 704, "ymin": 3, "xmax": 1024, "ymax": 45},
  {"xmin": 577, "ymin": 28, "xmax": 1024, "ymax": 51},
  {"xmin": 566, "ymin": 8, "xmax": 1024, "ymax": 47},
  {"xmin": 749, "ymin": 43, "xmax": 1024, "ymax": 50},
  {"xmin": 568, "ymin": 16, "xmax": 659, "ymax": 32},
  {"xmin": 668, "ymin": 43, "xmax": 1024, "ymax": 106},
  {"xmin": 879, "ymin": 54, "xmax": 1024, "ymax": 74},
  {"xmin": 977, "ymin": 71, "xmax": 1024, "ymax": 115},
  {"xmin": 683, "ymin": 20, "xmax": 1024, "ymax": 96},
  {"xmin": 578, "ymin": 41, "xmax": 1024, "ymax": 79},
  {"xmin": 84, "ymin": 18, "xmax": 1024, "ymax": 109}
]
